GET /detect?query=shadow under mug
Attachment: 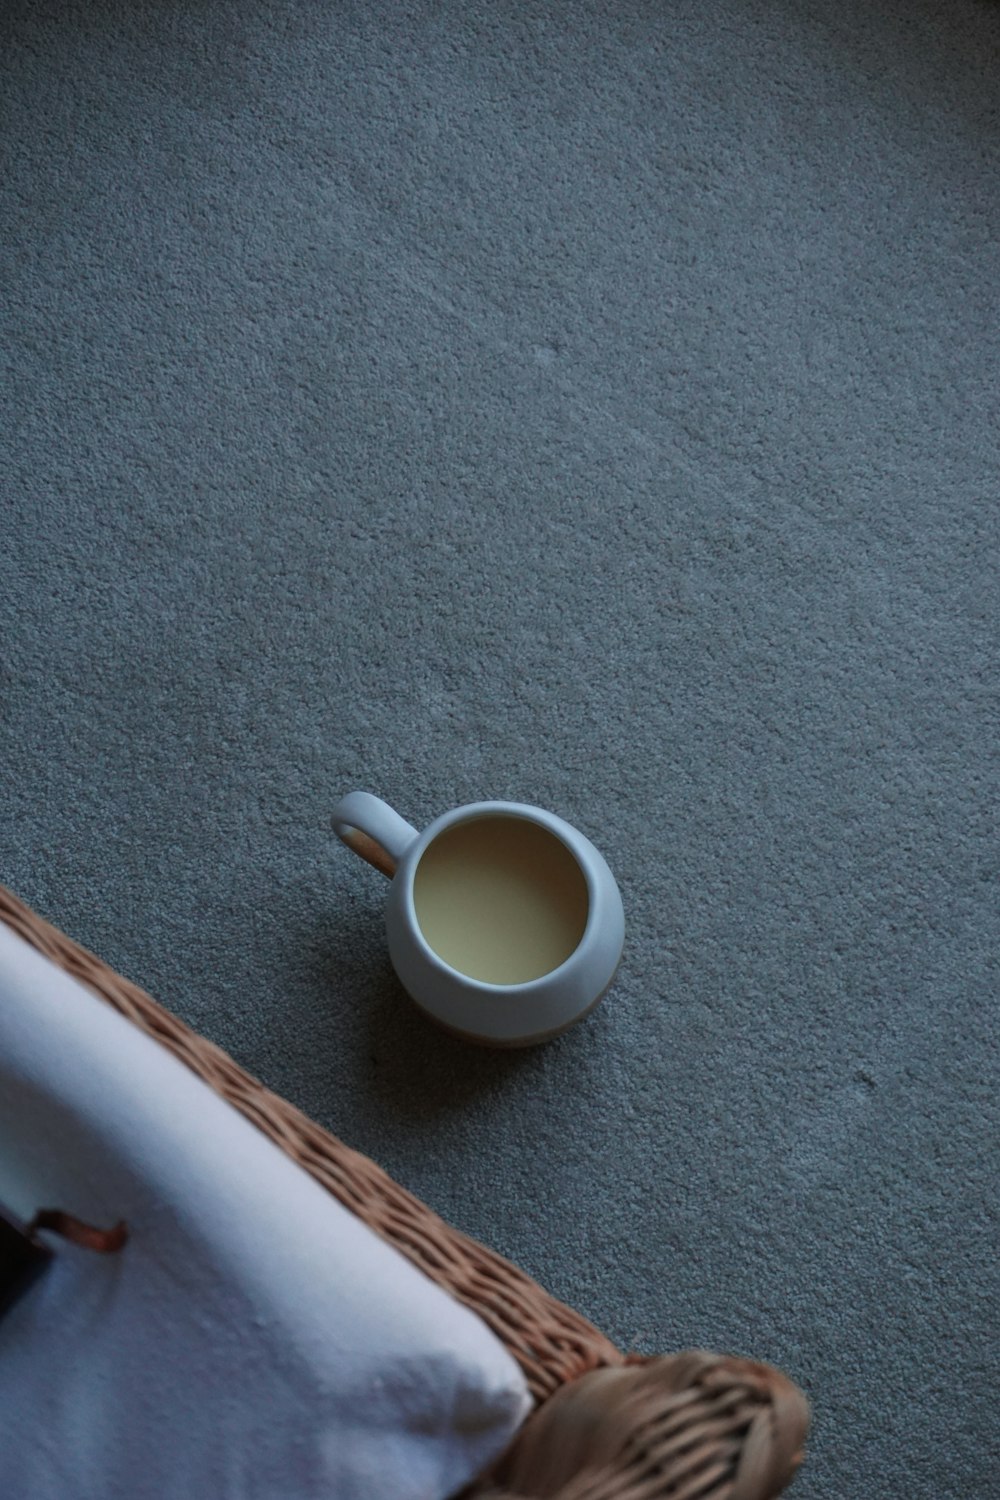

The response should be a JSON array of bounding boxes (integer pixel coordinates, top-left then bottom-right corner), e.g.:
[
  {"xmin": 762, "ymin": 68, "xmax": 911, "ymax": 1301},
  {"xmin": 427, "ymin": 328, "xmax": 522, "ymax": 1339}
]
[{"xmin": 331, "ymin": 792, "xmax": 625, "ymax": 1046}]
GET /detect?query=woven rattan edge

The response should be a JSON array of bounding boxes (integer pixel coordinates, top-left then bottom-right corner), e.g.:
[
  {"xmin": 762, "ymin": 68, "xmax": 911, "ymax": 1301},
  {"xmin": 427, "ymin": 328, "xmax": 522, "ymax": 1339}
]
[
  {"xmin": 0, "ymin": 884, "xmax": 621, "ymax": 1401},
  {"xmin": 1, "ymin": 884, "xmax": 810, "ymax": 1498},
  {"xmin": 464, "ymin": 1352, "xmax": 810, "ymax": 1500}
]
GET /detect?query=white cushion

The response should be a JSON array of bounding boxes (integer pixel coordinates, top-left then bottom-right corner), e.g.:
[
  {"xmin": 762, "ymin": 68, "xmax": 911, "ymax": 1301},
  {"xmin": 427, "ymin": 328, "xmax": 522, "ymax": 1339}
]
[{"xmin": 0, "ymin": 922, "xmax": 530, "ymax": 1500}]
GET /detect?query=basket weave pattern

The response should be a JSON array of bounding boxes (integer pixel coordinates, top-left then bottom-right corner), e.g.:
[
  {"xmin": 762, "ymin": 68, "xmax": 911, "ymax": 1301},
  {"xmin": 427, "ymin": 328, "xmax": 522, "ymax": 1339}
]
[
  {"xmin": 1, "ymin": 885, "xmax": 808, "ymax": 1498},
  {"xmin": 0, "ymin": 885, "xmax": 617, "ymax": 1400},
  {"xmin": 468, "ymin": 1353, "xmax": 808, "ymax": 1500}
]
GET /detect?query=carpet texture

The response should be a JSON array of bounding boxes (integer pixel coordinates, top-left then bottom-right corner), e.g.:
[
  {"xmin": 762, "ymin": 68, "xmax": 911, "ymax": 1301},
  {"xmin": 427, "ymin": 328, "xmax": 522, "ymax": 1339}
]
[{"xmin": 2, "ymin": 2, "xmax": 998, "ymax": 1495}]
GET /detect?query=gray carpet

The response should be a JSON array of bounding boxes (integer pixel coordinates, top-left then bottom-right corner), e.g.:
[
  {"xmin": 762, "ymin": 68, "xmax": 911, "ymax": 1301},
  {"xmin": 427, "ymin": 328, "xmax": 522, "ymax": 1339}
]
[{"xmin": 2, "ymin": 1, "xmax": 998, "ymax": 1494}]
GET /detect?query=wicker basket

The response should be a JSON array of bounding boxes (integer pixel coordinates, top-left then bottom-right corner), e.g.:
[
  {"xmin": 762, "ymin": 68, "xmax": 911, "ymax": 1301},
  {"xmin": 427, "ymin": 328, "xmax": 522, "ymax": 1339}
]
[{"xmin": 0, "ymin": 885, "xmax": 809, "ymax": 1500}]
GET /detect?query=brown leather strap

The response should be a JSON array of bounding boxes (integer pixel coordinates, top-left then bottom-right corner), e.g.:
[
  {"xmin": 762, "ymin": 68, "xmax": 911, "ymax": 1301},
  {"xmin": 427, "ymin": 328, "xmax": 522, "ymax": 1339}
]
[{"xmin": 28, "ymin": 1211, "xmax": 128, "ymax": 1254}]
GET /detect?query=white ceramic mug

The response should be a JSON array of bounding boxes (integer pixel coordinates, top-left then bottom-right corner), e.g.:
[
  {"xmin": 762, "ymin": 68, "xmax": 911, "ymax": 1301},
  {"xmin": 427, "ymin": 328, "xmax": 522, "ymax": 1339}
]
[{"xmin": 331, "ymin": 792, "xmax": 625, "ymax": 1046}]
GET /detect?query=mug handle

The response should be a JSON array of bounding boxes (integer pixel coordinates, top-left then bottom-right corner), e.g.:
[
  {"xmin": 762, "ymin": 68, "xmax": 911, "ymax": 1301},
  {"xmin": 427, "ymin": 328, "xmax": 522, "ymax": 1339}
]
[{"xmin": 331, "ymin": 792, "xmax": 419, "ymax": 879}]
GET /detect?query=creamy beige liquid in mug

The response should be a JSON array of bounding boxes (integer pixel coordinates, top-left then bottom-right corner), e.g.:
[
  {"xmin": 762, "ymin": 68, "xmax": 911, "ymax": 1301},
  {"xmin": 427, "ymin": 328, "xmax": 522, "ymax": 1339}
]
[{"xmin": 412, "ymin": 816, "xmax": 590, "ymax": 985}]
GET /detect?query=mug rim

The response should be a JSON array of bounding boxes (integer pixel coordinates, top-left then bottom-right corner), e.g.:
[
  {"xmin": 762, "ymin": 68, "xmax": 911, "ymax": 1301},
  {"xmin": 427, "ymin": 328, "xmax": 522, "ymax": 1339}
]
[{"xmin": 400, "ymin": 802, "xmax": 599, "ymax": 994}]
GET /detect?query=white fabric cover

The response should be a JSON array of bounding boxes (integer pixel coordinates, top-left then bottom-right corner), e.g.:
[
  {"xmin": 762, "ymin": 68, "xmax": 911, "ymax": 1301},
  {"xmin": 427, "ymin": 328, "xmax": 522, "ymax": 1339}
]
[{"xmin": 0, "ymin": 922, "xmax": 530, "ymax": 1499}]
